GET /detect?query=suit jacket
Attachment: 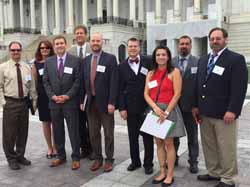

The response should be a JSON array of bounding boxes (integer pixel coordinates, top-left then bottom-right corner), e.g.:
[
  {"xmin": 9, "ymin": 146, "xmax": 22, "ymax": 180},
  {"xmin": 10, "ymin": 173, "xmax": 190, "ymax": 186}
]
[
  {"xmin": 172, "ymin": 55, "xmax": 199, "ymax": 112},
  {"xmin": 68, "ymin": 43, "xmax": 92, "ymax": 58},
  {"xmin": 118, "ymin": 55, "xmax": 152, "ymax": 114},
  {"xmin": 43, "ymin": 53, "xmax": 81, "ymax": 109},
  {"xmin": 80, "ymin": 51, "xmax": 118, "ymax": 113},
  {"xmin": 194, "ymin": 48, "xmax": 248, "ymax": 119}
]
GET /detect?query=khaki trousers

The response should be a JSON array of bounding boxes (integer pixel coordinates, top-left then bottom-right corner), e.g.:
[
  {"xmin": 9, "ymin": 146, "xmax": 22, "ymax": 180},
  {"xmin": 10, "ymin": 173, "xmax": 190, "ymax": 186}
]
[{"xmin": 200, "ymin": 116, "xmax": 238, "ymax": 185}]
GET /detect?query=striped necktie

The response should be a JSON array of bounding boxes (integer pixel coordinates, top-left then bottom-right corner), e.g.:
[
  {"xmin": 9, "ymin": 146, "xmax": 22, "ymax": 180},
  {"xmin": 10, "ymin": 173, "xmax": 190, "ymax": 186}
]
[{"xmin": 207, "ymin": 54, "xmax": 217, "ymax": 76}]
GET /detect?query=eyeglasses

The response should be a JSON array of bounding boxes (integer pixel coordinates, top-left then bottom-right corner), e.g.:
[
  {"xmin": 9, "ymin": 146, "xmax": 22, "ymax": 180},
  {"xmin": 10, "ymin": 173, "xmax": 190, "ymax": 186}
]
[
  {"xmin": 10, "ymin": 49, "xmax": 22, "ymax": 52},
  {"xmin": 40, "ymin": 47, "xmax": 51, "ymax": 50}
]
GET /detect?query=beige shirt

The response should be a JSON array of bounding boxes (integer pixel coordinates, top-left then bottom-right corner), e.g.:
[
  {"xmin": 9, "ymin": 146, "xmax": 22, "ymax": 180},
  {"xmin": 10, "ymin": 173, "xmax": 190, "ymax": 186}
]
[{"xmin": 0, "ymin": 59, "xmax": 37, "ymax": 106}]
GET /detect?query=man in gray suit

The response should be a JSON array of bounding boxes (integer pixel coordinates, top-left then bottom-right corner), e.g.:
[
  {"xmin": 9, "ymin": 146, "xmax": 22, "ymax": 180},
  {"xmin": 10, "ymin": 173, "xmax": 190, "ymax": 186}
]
[
  {"xmin": 43, "ymin": 35, "xmax": 81, "ymax": 170},
  {"xmin": 68, "ymin": 25, "xmax": 93, "ymax": 160},
  {"xmin": 172, "ymin": 35, "xmax": 199, "ymax": 173}
]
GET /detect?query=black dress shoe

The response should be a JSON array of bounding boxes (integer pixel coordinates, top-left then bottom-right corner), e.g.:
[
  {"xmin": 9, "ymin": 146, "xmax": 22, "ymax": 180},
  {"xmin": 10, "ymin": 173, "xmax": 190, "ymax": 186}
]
[
  {"xmin": 127, "ymin": 163, "xmax": 141, "ymax": 171},
  {"xmin": 88, "ymin": 152, "xmax": 95, "ymax": 160},
  {"xmin": 161, "ymin": 178, "xmax": 174, "ymax": 187},
  {"xmin": 144, "ymin": 167, "xmax": 153, "ymax": 175},
  {"xmin": 18, "ymin": 158, "xmax": 31, "ymax": 166},
  {"xmin": 189, "ymin": 163, "xmax": 199, "ymax": 174},
  {"xmin": 8, "ymin": 162, "xmax": 21, "ymax": 170},
  {"xmin": 197, "ymin": 174, "xmax": 220, "ymax": 181},
  {"xmin": 152, "ymin": 177, "xmax": 166, "ymax": 184},
  {"xmin": 214, "ymin": 182, "xmax": 235, "ymax": 187}
]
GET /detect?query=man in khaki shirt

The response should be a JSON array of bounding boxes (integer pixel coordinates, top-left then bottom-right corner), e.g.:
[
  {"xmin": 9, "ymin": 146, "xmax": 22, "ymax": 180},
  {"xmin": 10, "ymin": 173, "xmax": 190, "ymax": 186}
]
[{"xmin": 0, "ymin": 41, "xmax": 37, "ymax": 170}]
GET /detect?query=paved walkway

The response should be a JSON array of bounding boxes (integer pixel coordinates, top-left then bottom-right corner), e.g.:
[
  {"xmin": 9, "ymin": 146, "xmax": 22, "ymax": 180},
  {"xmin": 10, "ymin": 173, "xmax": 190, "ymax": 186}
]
[{"xmin": 0, "ymin": 96, "xmax": 250, "ymax": 187}]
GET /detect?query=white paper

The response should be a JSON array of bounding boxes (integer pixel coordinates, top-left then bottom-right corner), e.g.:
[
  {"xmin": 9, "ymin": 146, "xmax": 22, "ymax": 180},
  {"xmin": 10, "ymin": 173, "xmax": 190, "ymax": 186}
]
[
  {"xmin": 81, "ymin": 94, "xmax": 88, "ymax": 111},
  {"xmin": 38, "ymin": 68, "xmax": 44, "ymax": 76},
  {"xmin": 148, "ymin": 80, "xmax": 158, "ymax": 89},
  {"xmin": 86, "ymin": 53, "xmax": 90, "ymax": 57},
  {"xmin": 212, "ymin": 65, "xmax": 224, "ymax": 76},
  {"xmin": 64, "ymin": 67, "xmax": 73, "ymax": 74},
  {"xmin": 140, "ymin": 67, "xmax": 148, "ymax": 76},
  {"xmin": 191, "ymin": 67, "xmax": 197, "ymax": 74},
  {"xmin": 97, "ymin": 65, "xmax": 106, "ymax": 73},
  {"xmin": 140, "ymin": 112, "xmax": 174, "ymax": 139},
  {"xmin": 25, "ymin": 74, "xmax": 31, "ymax": 81}
]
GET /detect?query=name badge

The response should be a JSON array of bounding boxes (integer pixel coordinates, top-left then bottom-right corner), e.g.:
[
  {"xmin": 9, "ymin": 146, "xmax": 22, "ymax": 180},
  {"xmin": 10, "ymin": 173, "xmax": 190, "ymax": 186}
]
[
  {"xmin": 25, "ymin": 74, "xmax": 32, "ymax": 81},
  {"xmin": 64, "ymin": 67, "xmax": 73, "ymax": 74},
  {"xmin": 148, "ymin": 80, "xmax": 158, "ymax": 89},
  {"xmin": 212, "ymin": 65, "xmax": 224, "ymax": 76},
  {"xmin": 39, "ymin": 68, "xmax": 44, "ymax": 76},
  {"xmin": 97, "ymin": 65, "xmax": 106, "ymax": 73},
  {"xmin": 86, "ymin": 53, "xmax": 90, "ymax": 57},
  {"xmin": 140, "ymin": 67, "xmax": 148, "ymax": 76},
  {"xmin": 191, "ymin": 67, "xmax": 198, "ymax": 74}
]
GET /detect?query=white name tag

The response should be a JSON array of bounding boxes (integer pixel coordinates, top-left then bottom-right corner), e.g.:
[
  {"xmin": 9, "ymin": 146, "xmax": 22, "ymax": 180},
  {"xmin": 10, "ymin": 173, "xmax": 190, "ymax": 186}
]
[
  {"xmin": 212, "ymin": 65, "xmax": 224, "ymax": 76},
  {"xmin": 38, "ymin": 68, "xmax": 44, "ymax": 76},
  {"xmin": 25, "ymin": 74, "xmax": 32, "ymax": 81},
  {"xmin": 148, "ymin": 80, "xmax": 158, "ymax": 89},
  {"xmin": 86, "ymin": 53, "xmax": 90, "ymax": 57},
  {"xmin": 140, "ymin": 67, "xmax": 148, "ymax": 76},
  {"xmin": 191, "ymin": 67, "xmax": 198, "ymax": 74},
  {"xmin": 96, "ymin": 65, "xmax": 106, "ymax": 73},
  {"xmin": 64, "ymin": 67, "xmax": 73, "ymax": 74}
]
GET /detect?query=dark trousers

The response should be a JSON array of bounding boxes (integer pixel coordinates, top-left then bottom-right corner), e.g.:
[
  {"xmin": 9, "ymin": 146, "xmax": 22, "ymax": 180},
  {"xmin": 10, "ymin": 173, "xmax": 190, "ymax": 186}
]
[
  {"xmin": 2, "ymin": 98, "xmax": 29, "ymax": 163},
  {"xmin": 79, "ymin": 110, "xmax": 92, "ymax": 153},
  {"xmin": 87, "ymin": 99, "xmax": 114, "ymax": 163},
  {"xmin": 50, "ymin": 108, "xmax": 80, "ymax": 161},
  {"xmin": 174, "ymin": 111, "xmax": 199, "ymax": 164},
  {"xmin": 127, "ymin": 112, "xmax": 154, "ymax": 168}
]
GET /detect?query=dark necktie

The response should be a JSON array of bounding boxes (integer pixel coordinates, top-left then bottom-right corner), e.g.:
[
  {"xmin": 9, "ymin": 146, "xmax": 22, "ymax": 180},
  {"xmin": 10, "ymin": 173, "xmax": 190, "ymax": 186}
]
[
  {"xmin": 58, "ymin": 58, "xmax": 64, "ymax": 78},
  {"xmin": 129, "ymin": 57, "xmax": 139, "ymax": 64},
  {"xmin": 79, "ymin": 47, "xmax": 83, "ymax": 58},
  {"xmin": 179, "ymin": 58, "xmax": 186, "ymax": 74},
  {"xmin": 90, "ymin": 56, "xmax": 97, "ymax": 96},
  {"xmin": 15, "ymin": 63, "xmax": 24, "ymax": 98},
  {"xmin": 207, "ymin": 54, "xmax": 217, "ymax": 76}
]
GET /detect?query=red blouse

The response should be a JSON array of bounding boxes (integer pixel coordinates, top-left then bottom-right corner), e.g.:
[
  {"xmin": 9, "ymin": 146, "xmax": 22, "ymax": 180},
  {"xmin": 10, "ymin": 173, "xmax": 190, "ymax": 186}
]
[{"xmin": 149, "ymin": 67, "xmax": 174, "ymax": 104}]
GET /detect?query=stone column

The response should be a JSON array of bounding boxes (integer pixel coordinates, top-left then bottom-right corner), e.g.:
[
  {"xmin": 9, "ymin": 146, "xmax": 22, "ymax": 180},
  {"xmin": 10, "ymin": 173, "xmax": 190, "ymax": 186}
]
[
  {"xmin": 20, "ymin": 0, "xmax": 24, "ymax": 28},
  {"xmin": 41, "ymin": 0, "xmax": 48, "ymax": 35},
  {"xmin": 30, "ymin": 0, "xmax": 36, "ymax": 30},
  {"xmin": 82, "ymin": 0, "xmax": 88, "ymax": 25},
  {"xmin": 129, "ymin": 0, "xmax": 136, "ymax": 21},
  {"xmin": 193, "ymin": 0, "xmax": 202, "ymax": 20},
  {"xmin": 173, "ymin": 0, "xmax": 181, "ymax": 22},
  {"xmin": 155, "ymin": 0, "xmax": 162, "ymax": 23},
  {"xmin": 66, "ymin": 0, "xmax": 74, "ymax": 33},
  {"xmin": 113, "ymin": 0, "xmax": 119, "ymax": 18},
  {"xmin": 0, "ymin": 0, "xmax": 4, "ymax": 40},
  {"xmin": 192, "ymin": 37, "xmax": 202, "ymax": 57},
  {"xmin": 53, "ymin": 0, "xmax": 60, "ymax": 34},
  {"xmin": 107, "ymin": 0, "xmax": 112, "ymax": 19},
  {"xmin": 9, "ymin": 0, "xmax": 14, "ymax": 28},
  {"xmin": 138, "ymin": 0, "xmax": 144, "ymax": 21},
  {"xmin": 97, "ymin": 0, "xmax": 103, "ymax": 21}
]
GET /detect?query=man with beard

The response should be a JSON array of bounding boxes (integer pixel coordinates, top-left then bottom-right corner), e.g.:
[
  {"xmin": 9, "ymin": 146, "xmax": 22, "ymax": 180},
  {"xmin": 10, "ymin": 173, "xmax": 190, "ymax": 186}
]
[
  {"xmin": 172, "ymin": 35, "xmax": 199, "ymax": 173},
  {"xmin": 80, "ymin": 32, "xmax": 118, "ymax": 172},
  {"xmin": 193, "ymin": 27, "xmax": 248, "ymax": 187}
]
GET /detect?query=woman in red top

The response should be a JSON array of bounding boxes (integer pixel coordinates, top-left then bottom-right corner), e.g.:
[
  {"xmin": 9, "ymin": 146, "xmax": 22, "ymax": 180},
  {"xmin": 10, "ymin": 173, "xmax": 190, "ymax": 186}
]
[{"xmin": 144, "ymin": 46, "xmax": 185, "ymax": 186}]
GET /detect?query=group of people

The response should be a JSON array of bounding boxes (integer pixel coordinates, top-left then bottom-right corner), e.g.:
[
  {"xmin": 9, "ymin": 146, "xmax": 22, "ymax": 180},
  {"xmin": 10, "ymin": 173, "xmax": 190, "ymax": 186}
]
[{"xmin": 0, "ymin": 26, "xmax": 248, "ymax": 187}]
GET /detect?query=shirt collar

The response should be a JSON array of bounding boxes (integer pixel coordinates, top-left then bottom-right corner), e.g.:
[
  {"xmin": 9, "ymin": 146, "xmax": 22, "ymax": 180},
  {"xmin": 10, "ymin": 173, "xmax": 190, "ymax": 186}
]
[
  {"xmin": 179, "ymin": 54, "xmax": 190, "ymax": 60},
  {"xmin": 210, "ymin": 47, "xmax": 227, "ymax": 58},
  {"xmin": 57, "ymin": 53, "xmax": 67, "ymax": 62},
  {"xmin": 77, "ymin": 43, "xmax": 86, "ymax": 51}
]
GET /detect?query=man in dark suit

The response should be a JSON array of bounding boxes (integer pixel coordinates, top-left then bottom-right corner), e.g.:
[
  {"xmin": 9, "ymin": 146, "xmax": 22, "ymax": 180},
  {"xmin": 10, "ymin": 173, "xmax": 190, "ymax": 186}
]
[
  {"xmin": 118, "ymin": 37, "xmax": 154, "ymax": 175},
  {"xmin": 68, "ymin": 25, "xmax": 93, "ymax": 160},
  {"xmin": 43, "ymin": 35, "xmax": 81, "ymax": 170},
  {"xmin": 172, "ymin": 35, "xmax": 199, "ymax": 173},
  {"xmin": 193, "ymin": 28, "xmax": 248, "ymax": 187},
  {"xmin": 80, "ymin": 32, "xmax": 118, "ymax": 172}
]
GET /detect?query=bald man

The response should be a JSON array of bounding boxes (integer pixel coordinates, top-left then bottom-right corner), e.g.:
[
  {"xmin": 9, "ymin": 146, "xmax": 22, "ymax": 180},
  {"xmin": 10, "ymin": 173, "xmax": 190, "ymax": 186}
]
[{"xmin": 80, "ymin": 33, "xmax": 118, "ymax": 172}]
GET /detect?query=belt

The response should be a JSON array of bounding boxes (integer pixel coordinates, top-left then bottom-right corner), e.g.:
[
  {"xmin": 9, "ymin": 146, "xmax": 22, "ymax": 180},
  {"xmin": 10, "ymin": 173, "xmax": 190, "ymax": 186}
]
[{"xmin": 4, "ymin": 96, "xmax": 28, "ymax": 102}]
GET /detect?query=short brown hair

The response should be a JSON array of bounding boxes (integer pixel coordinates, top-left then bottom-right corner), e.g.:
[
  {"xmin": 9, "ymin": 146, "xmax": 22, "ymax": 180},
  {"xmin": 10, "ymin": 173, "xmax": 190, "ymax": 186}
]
[
  {"xmin": 9, "ymin": 41, "xmax": 22, "ymax": 50},
  {"xmin": 179, "ymin": 35, "xmax": 192, "ymax": 44},
  {"xmin": 74, "ymin": 25, "xmax": 88, "ymax": 34},
  {"xmin": 127, "ymin": 37, "xmax": 139, "ymax": 43},
  {"xmin": 208, "ymin": 27, "xmax": 228, "ymax": 39},
  {"xmin": 53, "ymin": 35, "xmax": 67, "ymax": 45},
  {"xmin": 35, "ymin": 40, "xmax": 55, "ymax": 61}
]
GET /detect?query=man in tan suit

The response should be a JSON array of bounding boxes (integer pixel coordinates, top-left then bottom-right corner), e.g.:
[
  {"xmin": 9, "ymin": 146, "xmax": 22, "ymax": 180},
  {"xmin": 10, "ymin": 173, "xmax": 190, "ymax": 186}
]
[{"xmin": 68, "ymin": 25, "xmax": 93, "ymax": 160}]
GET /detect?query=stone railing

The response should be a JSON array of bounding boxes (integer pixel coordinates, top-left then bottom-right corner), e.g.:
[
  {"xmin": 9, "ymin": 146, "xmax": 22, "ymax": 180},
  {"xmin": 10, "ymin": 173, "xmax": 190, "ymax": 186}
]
[{"xmin": 4, "ymin": 27, "xmax": 41, "ymax": 34}]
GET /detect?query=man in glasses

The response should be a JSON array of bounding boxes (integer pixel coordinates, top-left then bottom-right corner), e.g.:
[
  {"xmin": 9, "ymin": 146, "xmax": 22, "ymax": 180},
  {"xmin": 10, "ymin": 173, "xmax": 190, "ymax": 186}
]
[{"xmin": 0, "ymin": 41, "xmax": 37, "ymax": 170}]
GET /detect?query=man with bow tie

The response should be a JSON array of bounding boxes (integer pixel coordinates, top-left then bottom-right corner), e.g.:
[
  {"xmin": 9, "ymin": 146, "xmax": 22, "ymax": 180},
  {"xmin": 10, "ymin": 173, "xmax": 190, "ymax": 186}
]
[{"xmin": 118, "ymin": 37, "xmax": 154, "ymax": 175}]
